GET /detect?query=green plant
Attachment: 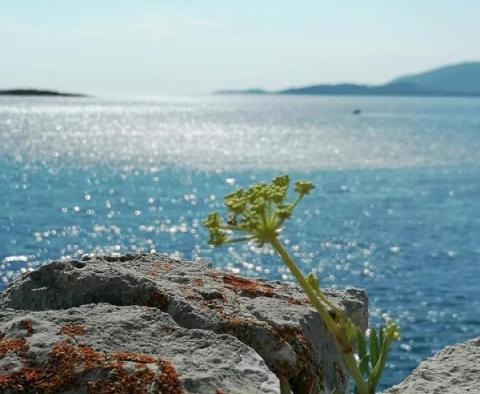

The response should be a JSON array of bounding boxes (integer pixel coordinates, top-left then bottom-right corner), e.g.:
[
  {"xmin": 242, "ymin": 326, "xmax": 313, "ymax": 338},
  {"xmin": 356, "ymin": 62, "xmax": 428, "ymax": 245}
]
[{"xmin": 203, "ymin": 175, "xmax": 400, "ymax": 394}]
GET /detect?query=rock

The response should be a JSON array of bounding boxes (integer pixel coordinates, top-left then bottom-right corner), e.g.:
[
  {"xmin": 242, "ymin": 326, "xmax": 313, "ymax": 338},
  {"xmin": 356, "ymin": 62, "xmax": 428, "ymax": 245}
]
[
  {"xmin": 384, "ymin": 337, "xmax": 480, "ymax": 394},
  {"xmin": 0, "ymin": 253, "xmax": 368, "ymax": 393},
  {"xmin": 0, "ymin": 304, "xmax": 279, "ymax": 393}
]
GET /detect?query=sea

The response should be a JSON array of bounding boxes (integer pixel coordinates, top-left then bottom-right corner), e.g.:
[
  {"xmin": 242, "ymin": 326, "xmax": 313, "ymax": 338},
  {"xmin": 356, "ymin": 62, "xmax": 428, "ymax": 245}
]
[{"xmin": 1, "ymin": 94, "xmax": 479, "ymax": 390}]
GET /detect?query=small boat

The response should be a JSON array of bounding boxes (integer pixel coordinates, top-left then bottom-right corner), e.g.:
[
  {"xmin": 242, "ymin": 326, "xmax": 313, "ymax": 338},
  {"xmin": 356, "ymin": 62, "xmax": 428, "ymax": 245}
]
[{"xmin": 352, "ymin": 109, "xmax": 362, "ymax": 115}]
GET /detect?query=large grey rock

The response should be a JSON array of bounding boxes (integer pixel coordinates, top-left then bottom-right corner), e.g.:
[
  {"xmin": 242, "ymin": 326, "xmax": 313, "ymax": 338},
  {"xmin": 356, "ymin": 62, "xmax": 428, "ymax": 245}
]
[
  {"xmin": 0, "ymin": 304, "xmax": 279, "ymax": 393},
  {"xmin": 0, "ymin": 253, "xmax": 368, "ymax": 393},
  {"xmin": 384, "ymin": 337, "xmax": 480, "ymax": 394}
]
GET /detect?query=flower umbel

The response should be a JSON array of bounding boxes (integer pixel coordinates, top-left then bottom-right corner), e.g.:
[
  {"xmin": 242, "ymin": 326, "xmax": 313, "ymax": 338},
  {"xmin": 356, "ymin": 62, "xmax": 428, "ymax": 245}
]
[{"xmin": 203, "ymin": 175, "xmax": 314, "ymax": 246}]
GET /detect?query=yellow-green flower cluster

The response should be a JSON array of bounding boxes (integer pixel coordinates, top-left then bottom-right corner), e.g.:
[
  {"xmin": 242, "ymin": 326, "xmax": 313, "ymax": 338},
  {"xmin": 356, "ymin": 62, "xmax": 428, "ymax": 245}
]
[
  {"xmin": 203, "ymin": 175, "xmax": 314, "ymax": 246},
  {"xmin": 384, "ymin": 320, "xmax": 401, "ymax": 342}
]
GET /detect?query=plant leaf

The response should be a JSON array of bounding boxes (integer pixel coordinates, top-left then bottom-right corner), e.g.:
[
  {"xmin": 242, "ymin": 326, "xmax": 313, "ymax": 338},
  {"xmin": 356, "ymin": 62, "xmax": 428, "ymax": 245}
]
[
  {"xmin": 357, "ymin": 328, "xmax": 367, "ymax": 361},
  {"xmin": 379, "ymin": 325, "xmax": 385, "ymax": 347},
  {"xmin": 370, "ymin": 334, "xmax": 392, "ymax": 390},
  {"xmin": 369, "ymin": 328, "xmax": 380, "ymax": 369},
  {"xmin": 359, "ymin": 354, "xmax": 370, "ymax": 376}
]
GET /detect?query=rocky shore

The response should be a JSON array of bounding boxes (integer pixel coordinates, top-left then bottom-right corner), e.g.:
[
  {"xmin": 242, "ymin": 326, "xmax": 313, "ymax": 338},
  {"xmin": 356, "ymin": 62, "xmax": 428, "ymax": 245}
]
[
  {"xmin": 0, "ymin": 253, "xmax": 367, "ymax": 393},
  {"xmin": 0, "ymin": 253, "xmax": 477, "ymax": 393}
]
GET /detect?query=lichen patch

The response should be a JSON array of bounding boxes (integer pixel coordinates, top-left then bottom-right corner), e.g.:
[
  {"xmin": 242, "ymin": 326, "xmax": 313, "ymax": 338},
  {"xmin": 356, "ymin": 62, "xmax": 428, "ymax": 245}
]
[
  {"xmin": 0, "ymin": 338, "xmax": 184, "ymax": 393},
  {"xmin": 221, "ymin": 274, "xmax": 275, "ymax": 298},
  {"xmin": 60, "ymin": 325, "xmax": 87, "ymax": 338}
]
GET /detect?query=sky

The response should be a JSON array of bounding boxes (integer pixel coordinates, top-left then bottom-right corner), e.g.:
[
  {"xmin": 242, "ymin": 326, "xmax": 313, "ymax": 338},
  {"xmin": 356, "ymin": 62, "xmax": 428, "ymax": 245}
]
[{"xmin": 0, "ymin": 1, "xmax": 479, "ymax": 96}]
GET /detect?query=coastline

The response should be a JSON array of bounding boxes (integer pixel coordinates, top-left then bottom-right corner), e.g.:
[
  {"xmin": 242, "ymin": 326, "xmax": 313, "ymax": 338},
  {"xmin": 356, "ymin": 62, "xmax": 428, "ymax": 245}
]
[{"xmin": 0, "ymin": 89, "xmax": 88, "ymax": 97}]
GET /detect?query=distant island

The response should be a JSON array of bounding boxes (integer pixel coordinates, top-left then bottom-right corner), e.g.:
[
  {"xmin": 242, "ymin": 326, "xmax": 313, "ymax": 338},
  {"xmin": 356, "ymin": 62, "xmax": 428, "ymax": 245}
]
[
  {"xmin": 215, "ymin": 62, "xmax": 480, "ymax": 97},
  {"xmin": 0, "ymin": 89, "xmax": 88, "ymax": 97}
]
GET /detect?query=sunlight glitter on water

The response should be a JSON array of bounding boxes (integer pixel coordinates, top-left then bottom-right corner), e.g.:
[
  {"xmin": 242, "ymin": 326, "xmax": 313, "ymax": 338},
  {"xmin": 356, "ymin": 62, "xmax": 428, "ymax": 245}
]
[{"xmin": 1, "ymin": 95, "xmax": 480, "ymax": 172}]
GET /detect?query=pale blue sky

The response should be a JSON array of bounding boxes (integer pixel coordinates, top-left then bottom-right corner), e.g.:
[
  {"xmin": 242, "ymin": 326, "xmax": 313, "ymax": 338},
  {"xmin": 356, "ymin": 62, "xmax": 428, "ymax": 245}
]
[{"xmin": 0, "ymin": 1, "xmax": 478, "ymax": 96}]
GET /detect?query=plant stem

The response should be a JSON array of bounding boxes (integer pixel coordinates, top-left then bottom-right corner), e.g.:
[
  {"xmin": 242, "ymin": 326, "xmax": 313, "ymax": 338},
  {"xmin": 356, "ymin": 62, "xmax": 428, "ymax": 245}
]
[
  {"xmin": 343, "ymin": 352, "xmax": 370, "ymax": 394},
  {"xmin": 269, "ymin": 236, "xmax": 369, "ymax": 394},
  {"xmin": 312, "ymin": 286, "xmax": 345, "ymax": 317},
  {"xmin": 269, "ymin": 237, "xmax": 338, "ymax": 332},
  {"xmin": 279, "ymin": 376, "xmax": 292, "ymax": 394},
  {"xmin": 370, "ymin": 336, "xmax": 391, "ymax": 390}
]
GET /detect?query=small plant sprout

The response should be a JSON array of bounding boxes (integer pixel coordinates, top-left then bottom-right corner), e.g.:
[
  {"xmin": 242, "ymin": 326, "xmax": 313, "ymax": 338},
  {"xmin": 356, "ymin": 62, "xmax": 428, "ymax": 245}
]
[{"xmin": 203, "ymin": 175, "xmax": 400, "ymax": 394}]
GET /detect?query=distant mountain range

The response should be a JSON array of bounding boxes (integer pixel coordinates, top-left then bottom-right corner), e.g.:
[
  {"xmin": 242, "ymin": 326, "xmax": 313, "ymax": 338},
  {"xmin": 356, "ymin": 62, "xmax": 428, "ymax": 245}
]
[
  {"xmin": 215, "ymin": 62, "xmax": 480, "ymax": 97},
  {"xmin": 0, "ymin": 89, "xmax": 87, "ymax": 97}
]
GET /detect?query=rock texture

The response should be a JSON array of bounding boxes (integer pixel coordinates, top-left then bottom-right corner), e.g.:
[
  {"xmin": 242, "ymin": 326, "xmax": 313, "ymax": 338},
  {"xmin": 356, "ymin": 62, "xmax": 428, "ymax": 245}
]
[
  {"xmin": 0, "ymin": 304, "xmax": 278, "ymax": 393},
  {"xmin": 0, "ymin": 253, "xmax": 368, "ymax": 393},
  {"xmin": 384, "ymin": 337, "xmax": 480, "ymax": 394}
]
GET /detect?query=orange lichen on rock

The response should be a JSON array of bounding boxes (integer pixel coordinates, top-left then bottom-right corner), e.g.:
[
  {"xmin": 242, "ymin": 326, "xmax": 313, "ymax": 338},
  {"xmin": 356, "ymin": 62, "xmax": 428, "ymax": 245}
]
[
  {"xmin": 0, "ymin": 337, "xmax": 28, "ymax": 358},
  {"xmin": 191, "ymin": 278, "xmax": 205, "ymax": 287},
  {"xmin": 0, "ymin": 341, "xmax": 79, "ymax": 392},
  {"xmin": 35, "ymin": 341, "xmax": 82, "ymax": 392},
  {"xmin": 222, "ymin": 274, "xmax": 275, "ymax": 297},
  {"xmin": 0, "ymin": 374, "xmax": 24, "ymax": 392},
  {"xmin": 60, "ymin": 325, "xmax": 87, "ymax": 337},
  {"xmin": 111, "ymin": 353, "xmax": 158, "ymax": 364},
  {"xmin": 20, "ymin": 320, "xmax": 34, "ymax": 337},
  {"xmin": 206, "ymin": 270, "xmax": 221, "ymax": 280},
  {"xmin": 145, "ymin": 261, "xmax": 175, "ymax": 279},
  {"xmin": 275, "ymin": 326, "xmax": 308, "ymax": 343},
  {"xmin": 287, "ymin": 297, "xmax": 305, "ymax": 305},
  {"xmin": 0, "ymin": 337, "xmax": 184, "ymax": 394},
  {"xmin": 158, "ymin": 359, "xmax": 183, "ymax": 394},
  {"xmin": 86, "ymin": 366, "xmax": 156, "ymax": 394},
  {"xmin": 78, "ymin": 344, "xmax": 105, "ymax": 372}
]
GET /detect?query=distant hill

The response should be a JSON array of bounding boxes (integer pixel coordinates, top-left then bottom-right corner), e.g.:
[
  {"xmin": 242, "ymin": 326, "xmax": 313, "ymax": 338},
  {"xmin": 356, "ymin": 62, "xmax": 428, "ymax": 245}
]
[
  {"xmin": 0, "ymin": 89, "xmax": 88, "ymax": 97},
  {"xmin": 392, "ymin": 62, "xmax": 480, "ymax": 94},
  {"xmin": 278, "ymin": 82, "xmax": 438, "ymax": 96},
  {"xmin": 216, "ymin": 62, "xmax": 480, "ymax": 97}
]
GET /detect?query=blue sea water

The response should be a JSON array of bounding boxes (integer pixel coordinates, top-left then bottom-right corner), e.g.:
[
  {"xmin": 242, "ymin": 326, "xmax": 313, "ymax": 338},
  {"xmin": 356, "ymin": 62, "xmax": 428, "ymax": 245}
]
[{"xmin": 1, "ymin": 95, "xmax": 480, "ymax": 390}]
